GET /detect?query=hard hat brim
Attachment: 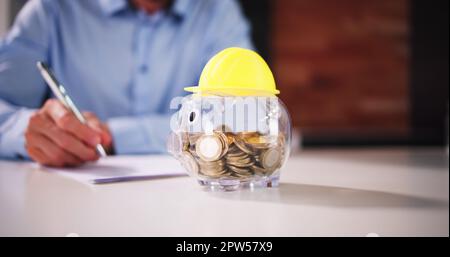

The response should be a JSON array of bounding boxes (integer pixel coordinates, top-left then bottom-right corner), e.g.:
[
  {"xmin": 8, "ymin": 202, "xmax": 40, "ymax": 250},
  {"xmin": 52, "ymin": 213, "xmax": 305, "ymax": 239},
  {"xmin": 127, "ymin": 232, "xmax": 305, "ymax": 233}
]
[{"xmin": 184, "ymin": 86, "xmax": 280, "ymax": 96}]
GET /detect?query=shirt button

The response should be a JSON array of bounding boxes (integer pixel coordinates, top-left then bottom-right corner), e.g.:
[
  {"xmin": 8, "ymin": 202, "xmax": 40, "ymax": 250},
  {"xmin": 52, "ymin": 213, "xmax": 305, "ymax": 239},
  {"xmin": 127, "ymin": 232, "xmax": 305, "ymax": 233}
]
[{"xmin": 139, "ymin": 65, "xmax": 149, "ymax": 73}]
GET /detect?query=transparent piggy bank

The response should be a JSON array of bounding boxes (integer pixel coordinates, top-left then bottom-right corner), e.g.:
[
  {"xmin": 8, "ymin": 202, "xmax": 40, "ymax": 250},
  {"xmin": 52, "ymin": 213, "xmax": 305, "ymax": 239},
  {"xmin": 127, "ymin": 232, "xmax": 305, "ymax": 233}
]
[{"xmin": 167, "ymin": 48, "xmax": 292, "ymax": 191}]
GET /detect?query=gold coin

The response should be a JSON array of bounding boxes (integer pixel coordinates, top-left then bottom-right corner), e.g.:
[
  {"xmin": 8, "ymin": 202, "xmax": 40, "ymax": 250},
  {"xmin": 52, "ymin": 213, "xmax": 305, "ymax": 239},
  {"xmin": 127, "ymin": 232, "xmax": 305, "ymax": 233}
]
[
  {"xmin": 251, "ymin": 165, "xmax": 267, "ymax": 176},
  {"xmin": 261, "ymin": 148, "xmax": 282, "ymax": 170},
  {"xmin": 237, "ymin": 131, "xmax": 260, "ymax": 138},
  {"xmin": 233, "ymin": 138, "xmax": 256, "ymax": 155},
  {"xmin": 195, "ymin": 135, "xmax": 224, "ymax": 162},
  {"xmin": 198, "ymin": 159, "xmax": 226, "ymax": 168},
  {"xmin": 227, "ymin": 154, "xmax": 249, "ymax": 163},
  {"xmin": 226, "ymin": 151, "xmax": 249, "ymax": 159},
  {"xmin": 228, "ymin": 165, "xmax": 252, "ymax": 174},
  {"xmin": 199, "ymin": 167, "xmax": 229, "ymax": 178},
  {"xmin": 230, "ymin": 173, "xmax": 252, "ymax": 179},
  {"xmin": 245, "ymin": 135, "xmax": 269, "ymax": 144},
  {"xmin": 216, "ymin": 132, "xmax": 230, "ymax": 152},
  {"xmin": 227, "ymin": 161, "xmax": 253, "ymax": 169},
  {"xmin": 188, "ymin": 133, "xmax": 202, "ymax": 146},
  {"xmin": 245, "ymin": 135, "xmax": 276, "ymax": 149},
  {"xmin": 226, "ymin": 152, "xmax": 247, "ymax": 159},
  {"xmin": 180, "ymin": 152, "xmax": 199, "ymax": 175},
  {"xmin": 197, "ymin": 157, "xmax": 230, "ymax": 178},
  {"xmin": 277, "ymin": 133, "xmax": 286, "ymax": 146},
  {"xmin": 226, "ymin": 144, "xmax": 245, "ymax": 155},
  {"xmin": 225, "ymin": 133, "xmax": 235, "ymax": 144}
]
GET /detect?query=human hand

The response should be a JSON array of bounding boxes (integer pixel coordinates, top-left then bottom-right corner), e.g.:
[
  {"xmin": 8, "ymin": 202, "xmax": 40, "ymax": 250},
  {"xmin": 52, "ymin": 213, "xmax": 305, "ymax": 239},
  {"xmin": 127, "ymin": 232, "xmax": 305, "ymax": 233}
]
[{"xmin": 25, "ymin": 99, "xmax": 112, "ymax": 167}]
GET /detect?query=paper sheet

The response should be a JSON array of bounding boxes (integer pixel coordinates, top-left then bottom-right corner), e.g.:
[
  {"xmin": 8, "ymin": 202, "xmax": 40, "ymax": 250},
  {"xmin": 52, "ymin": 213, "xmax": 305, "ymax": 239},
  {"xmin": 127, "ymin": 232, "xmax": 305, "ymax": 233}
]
[{"xmin": 42, "ymin": 155, "xmax": 187, "ymax": 184}]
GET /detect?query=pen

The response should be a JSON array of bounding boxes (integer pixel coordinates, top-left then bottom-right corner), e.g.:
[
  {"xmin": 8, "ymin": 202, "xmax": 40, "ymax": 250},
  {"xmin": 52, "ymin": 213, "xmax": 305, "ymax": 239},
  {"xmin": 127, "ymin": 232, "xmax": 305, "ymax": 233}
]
[{"xmin": 36, "ymin": 61, "xmax": 107, "ymax": 157}]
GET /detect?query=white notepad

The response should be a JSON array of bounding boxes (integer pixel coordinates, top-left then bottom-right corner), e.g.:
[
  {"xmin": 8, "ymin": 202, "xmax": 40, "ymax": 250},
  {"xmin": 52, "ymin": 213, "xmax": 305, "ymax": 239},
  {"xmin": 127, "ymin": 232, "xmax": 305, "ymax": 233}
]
[{"xmin": 42, "ymin": 155, "xmax": 187, "ymax": 184}]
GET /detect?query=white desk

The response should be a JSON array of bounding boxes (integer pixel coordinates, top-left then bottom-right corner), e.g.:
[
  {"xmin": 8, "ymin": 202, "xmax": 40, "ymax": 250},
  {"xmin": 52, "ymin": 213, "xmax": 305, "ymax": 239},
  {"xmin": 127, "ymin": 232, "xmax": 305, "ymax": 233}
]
[{"xmin": 0, "ymin": 148, "xmax": 448, "ymax": 237}]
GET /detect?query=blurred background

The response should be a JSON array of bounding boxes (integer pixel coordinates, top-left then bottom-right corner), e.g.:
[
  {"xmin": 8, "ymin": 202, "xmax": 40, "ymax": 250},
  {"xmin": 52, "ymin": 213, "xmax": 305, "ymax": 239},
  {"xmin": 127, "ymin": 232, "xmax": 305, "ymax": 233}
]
[{"xmin": 1, "ymin": 0, "xmax": 448, "ymax": 148}]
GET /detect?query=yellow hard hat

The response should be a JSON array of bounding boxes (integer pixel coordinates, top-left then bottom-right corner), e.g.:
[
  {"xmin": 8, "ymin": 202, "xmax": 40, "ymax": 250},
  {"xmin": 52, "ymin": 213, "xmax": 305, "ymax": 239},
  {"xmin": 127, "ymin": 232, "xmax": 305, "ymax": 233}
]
[{"xmin": 185, "ymin": 47, "xmax": 279, "ymax": 96}]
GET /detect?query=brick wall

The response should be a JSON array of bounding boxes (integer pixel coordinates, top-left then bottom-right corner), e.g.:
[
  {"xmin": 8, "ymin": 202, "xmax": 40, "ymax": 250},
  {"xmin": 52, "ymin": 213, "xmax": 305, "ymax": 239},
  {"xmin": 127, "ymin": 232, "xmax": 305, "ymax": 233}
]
[{"xmin": 272, "ymin": 0, "xmax": 410, "ymax": 140}]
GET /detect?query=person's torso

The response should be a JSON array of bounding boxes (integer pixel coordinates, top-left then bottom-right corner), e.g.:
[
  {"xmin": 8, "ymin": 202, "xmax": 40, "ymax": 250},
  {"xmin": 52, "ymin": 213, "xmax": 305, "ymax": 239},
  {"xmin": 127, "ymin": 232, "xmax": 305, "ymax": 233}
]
[{"xmin": 47, "ymin": 0, "xmax": 215, "ymax": 120}]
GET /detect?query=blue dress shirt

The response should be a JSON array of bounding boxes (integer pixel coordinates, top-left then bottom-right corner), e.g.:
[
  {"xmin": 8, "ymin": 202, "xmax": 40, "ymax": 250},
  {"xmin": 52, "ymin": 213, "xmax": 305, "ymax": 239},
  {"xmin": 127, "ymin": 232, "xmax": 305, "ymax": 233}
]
[{"xmin": 0, "ymin": 0, "xmax": 253, "ymax": 158}]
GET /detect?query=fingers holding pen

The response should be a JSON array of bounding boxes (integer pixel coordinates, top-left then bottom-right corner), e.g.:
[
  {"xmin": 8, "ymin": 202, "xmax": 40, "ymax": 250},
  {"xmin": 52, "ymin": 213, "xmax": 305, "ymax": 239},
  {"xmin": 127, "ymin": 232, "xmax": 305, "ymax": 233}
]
[
  {"xmin": 43, "ymin": 99, "xmax": 102, "ymax": 147},
  {"xmin": 29, "ymin": 112, "xmax": 99, "ymax": 161},
  {"xmin": 25, "ymin": 100, "xmax": 104, "ymax": 167},
  {"xmin": 83, "ymin": 111, "xmax": 113, "ymax": 151},
  {"xmin": 25, "ymin": 133, "xmax": 83, "ymax": 167}
]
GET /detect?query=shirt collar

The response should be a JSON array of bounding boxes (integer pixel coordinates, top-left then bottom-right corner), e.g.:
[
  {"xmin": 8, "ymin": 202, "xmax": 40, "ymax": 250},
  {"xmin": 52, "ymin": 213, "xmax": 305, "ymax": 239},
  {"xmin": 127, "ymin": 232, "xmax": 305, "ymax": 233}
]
[{"xmin": 99, "ymin": 0, "xmax": 189, "ymax": 19}]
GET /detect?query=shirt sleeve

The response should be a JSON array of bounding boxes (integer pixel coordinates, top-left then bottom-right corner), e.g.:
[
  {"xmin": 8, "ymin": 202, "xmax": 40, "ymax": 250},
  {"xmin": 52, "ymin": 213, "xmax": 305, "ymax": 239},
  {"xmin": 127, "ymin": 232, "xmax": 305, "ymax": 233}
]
[
  {"xmin": 0, "ymin": 105, "xmax": 36, "ymax": 159},
  {"xmin": 107, "ymin": 114, "xmax": 172, "ymax": 155},
  {"xmin": 0, "ymin": 0, "xmax": 54, "ymax": 159}
]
